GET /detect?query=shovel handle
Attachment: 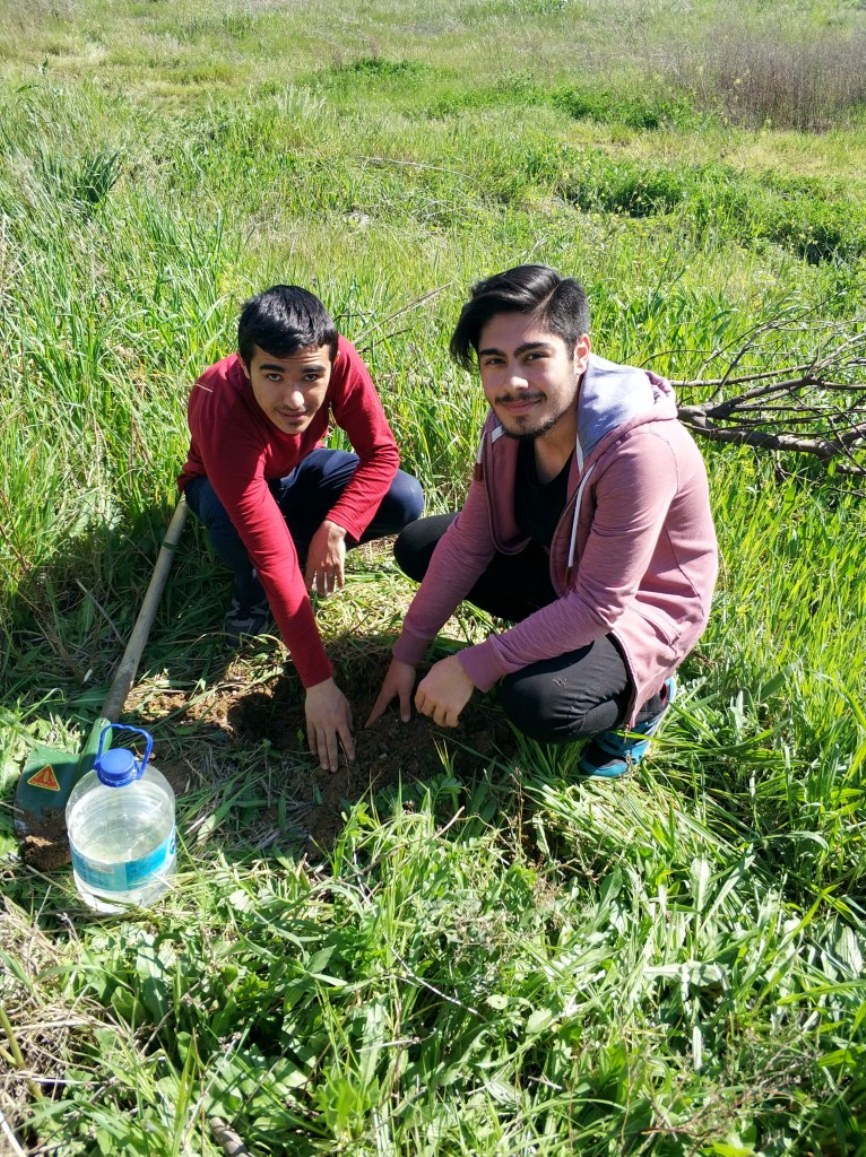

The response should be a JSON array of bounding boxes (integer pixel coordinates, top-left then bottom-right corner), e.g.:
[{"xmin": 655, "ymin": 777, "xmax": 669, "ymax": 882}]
[{"xmin": 99, "ymin": 495, "xmax": 188, "ymax": 723}]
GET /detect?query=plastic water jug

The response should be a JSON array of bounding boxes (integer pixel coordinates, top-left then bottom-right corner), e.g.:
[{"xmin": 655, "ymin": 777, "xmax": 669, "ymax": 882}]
[{"xmin": 66, "ymin": 724, "xmax": 176, "ymax": 913}]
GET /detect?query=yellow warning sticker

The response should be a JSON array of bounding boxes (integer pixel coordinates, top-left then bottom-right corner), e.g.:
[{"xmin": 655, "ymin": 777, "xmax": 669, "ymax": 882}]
[{"xmin": 27, "ymin": 765, "xmax": 62, "ymax": 791}]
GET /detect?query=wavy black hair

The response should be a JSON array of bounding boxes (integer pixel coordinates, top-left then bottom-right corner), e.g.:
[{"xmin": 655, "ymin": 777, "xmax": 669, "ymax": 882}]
[{"xmin": 449, "ymin": 264, "xmax": 590, "ymax": 370}]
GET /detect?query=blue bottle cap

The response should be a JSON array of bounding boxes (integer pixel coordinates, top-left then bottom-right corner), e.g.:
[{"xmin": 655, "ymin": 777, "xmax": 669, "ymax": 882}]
[{"xmin": 96, "ymin": 748, "xmax": 139, "ymax": 788}]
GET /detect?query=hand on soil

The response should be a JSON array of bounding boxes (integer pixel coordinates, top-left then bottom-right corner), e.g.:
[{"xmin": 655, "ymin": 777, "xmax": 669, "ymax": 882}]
[
  {"xmin": 366, "ymin": 658, "xmax": 417, "ymax": 726},
  {"xmin": 305, "ymin": 678, "xmax": 355, "ymax": 771},
  {"xmin": 414, "ymin": 654, "xmax": 475, "ymax": 728}
]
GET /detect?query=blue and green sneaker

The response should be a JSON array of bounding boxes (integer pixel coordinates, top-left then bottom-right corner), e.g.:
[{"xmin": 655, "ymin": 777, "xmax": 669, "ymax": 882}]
[{"xmin": 578, "ymin": 676, "xmax": 677, "ymax": 779}]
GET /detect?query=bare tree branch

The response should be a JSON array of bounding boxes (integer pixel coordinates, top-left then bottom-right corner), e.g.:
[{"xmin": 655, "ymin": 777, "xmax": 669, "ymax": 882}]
[{"xmin": 670, "ymin": 317, "xmax": 866, "ymax": 477}]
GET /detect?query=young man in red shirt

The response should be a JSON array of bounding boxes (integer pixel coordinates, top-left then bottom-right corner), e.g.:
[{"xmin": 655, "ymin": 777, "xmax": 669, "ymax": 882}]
[{"xmin": 179, "ymin": 285, "xmax": 423, "ymax": 772}]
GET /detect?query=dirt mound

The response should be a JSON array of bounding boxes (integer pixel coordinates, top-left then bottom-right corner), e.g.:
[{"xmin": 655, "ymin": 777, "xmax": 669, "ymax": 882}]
[
  {"xmin": 133, "ymin": 647, "xmax": 512, "ymax": 855},
  {"xmin": 217, "ymin": 655, "xmax": 511, "ymax": 849},
  {"xmin": 13, "ymin": 642, "xmax": 514, "ymax": 872}
]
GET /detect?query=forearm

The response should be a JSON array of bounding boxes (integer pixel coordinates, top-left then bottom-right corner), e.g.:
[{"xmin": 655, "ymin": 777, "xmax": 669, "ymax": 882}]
[
  {"xmin": 393, "ymin": 489, "xmax": 496, "ymax": 664},
  {"xmin": 269, "ymin": 584, "xmax": 333, "ymax": 687},
  {"xmin": 457, "ymin": 590, "xmax": 611, "ymax": 690},
  {"xmin": 327, "ymin": 444, "xmax": 400, "ymax": 539},
  {"xmin": 222, "ymin": 488, "xmax": 333, "ymax": 684}
]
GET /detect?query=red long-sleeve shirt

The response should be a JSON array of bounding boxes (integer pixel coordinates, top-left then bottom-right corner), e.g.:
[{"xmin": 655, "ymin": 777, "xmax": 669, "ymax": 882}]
[{"xmin": 178, "ymin": 337, "xmax": 399, "ymax": 686}]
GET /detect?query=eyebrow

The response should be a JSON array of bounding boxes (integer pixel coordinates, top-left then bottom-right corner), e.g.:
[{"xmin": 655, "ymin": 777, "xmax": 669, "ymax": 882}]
[
  {"xmin": 258, "ymin": 361, "xmax": 327, "ymax": 373},
  {"xmin": 477, "ymin": 341, "xmax": 553, "ymax": 358}
]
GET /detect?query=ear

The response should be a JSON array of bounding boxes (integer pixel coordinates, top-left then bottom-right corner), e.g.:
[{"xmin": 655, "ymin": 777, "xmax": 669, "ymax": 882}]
[
  {"xmin": 573, "ymin": 334, "xmax": 591, "ymax": 377},
  {"xmin": 238, "ymin": 356, "xmax": 251, "ymax": 381}
]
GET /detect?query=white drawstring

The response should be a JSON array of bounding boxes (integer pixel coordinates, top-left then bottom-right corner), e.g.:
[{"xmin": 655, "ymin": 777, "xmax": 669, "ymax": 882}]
[{"xmin": 566, "ymin": 462, "xmax": 594, "ymax": 582}]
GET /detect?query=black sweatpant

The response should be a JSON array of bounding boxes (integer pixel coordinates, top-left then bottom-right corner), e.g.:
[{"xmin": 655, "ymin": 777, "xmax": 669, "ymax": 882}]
[{"xmin": 394, "ymin": 514, "xmax": 664, "ymax": 744}]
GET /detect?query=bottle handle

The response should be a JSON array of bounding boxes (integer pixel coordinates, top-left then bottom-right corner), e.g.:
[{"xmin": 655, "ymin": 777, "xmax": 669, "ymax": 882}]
[{"xmin": 95, "ymin": 724, "xmax": 154, "ymax": 780}]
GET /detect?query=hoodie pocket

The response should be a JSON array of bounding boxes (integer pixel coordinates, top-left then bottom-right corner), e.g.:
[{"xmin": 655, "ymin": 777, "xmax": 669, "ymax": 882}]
[{"xmin": 638, "ymin": 603, "xmax": 679, "ymax": 651}]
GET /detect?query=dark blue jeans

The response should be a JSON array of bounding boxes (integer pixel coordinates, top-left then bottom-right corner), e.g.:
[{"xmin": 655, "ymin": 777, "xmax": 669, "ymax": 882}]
[{"xmin": 186, "ymin": 449, "xmax": 424, "ymax": 609}]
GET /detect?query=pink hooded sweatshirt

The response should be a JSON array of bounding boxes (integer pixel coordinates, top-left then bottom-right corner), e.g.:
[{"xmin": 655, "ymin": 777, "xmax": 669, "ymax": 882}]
[{"xmin": 391, "ymin": 354, "xmax": 718, "ymax": 725}]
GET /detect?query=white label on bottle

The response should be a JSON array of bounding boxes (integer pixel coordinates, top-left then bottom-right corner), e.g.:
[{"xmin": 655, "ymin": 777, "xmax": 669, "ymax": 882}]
[{"xmin": 70, "ymin": 828, "xmax": 176, "ymax": 893}]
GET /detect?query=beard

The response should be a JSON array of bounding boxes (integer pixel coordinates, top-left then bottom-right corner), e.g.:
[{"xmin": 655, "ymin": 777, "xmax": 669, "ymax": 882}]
[{"xmin": 499, "ymin": 396, "xmax": 574, "ymax": 441}]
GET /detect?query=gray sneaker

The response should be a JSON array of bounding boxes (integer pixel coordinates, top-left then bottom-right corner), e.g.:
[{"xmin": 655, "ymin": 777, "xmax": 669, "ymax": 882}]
[{"xmin": 223, "ymin": 598, "xmax": 270, "ymax": 643}]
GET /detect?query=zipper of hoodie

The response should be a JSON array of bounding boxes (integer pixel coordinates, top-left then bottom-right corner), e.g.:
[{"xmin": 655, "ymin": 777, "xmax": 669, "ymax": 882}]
[{"xmin": 479, "ymin": 420, "xmax": 594, "ymax": 576}]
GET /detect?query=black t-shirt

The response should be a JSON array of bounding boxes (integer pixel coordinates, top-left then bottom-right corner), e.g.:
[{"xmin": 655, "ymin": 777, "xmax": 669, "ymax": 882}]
[{"xmin": 513, "ymin": 439, "xmax": 573, "ymax": 549}]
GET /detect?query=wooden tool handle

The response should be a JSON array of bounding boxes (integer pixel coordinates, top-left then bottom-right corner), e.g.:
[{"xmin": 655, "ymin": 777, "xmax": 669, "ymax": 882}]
[{"xmin": 99, "ymin": 495, "xmax": 188, "ymax": 723}]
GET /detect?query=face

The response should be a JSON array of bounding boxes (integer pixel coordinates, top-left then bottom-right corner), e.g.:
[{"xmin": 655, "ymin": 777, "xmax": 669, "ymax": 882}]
[
  {"xmin": 241, "ymin": 344, "xmax": 332, "ymax": 435},
  {"xmin": 477, "ymin": 313, "xmax": 590, "ymax": 443}
]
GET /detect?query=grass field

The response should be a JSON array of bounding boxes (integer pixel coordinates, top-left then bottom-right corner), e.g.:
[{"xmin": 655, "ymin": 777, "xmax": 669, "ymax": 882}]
[{"xmin": 1, "ymin": 1, "xmax": 865, "ymax": 1153}]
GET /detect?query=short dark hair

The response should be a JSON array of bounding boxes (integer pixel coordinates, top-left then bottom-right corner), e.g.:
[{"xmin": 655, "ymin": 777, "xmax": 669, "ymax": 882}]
[
  {"xmin": 449, "ymin": 264, "xmax": 590, "ymax": 370},
  {"xmin": 237, "ymin": 285, "xmax": 339, "ymax": 366}
]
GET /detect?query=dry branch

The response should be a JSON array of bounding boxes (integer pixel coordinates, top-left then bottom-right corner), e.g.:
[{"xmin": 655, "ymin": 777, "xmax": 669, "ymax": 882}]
[{"xmin": 671, "ymin": 319, "xmax": 866, "ymax": 476}]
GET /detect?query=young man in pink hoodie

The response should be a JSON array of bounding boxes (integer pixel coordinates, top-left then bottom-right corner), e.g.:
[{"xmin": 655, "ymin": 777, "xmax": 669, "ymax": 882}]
[{"xmin": 367, "ymin": 264, "xmax": 717, "ymax": 776}]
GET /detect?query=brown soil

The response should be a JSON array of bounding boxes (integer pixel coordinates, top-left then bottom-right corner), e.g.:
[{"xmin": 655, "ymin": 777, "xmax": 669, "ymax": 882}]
[
  {"xmin": 186, "ymin": 650, "xmax": 510, "ymax": 852},
  {"xmin": 16, "ymin": 644, "xmax": 513, "ymax": 871},
  {"xmin": 132, "ymin": 645, "xmax": 515, "ymax": 858},
  {"xmin": 18, "ymin": 820, "xmax": 72, "ymax": 872},
  {"xmin": 231, "ymin": 666, "xmax": 510, "ymax": 850}
]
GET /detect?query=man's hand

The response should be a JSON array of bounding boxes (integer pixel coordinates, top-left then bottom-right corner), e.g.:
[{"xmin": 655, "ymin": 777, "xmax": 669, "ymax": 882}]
[
  {"xmin": 305, "ymin": 678, "xmax": 355, "ymax": 771},
  {"xmin": 305, "ymin": 520, "xmax": 347, "ymax": 597},
  {"xmin": 365, "ymin": 659, "xmax": 417, "ymax": 726},
  {"xmin": 414, "ymin": 655, "xmax": 475, "ymax": 728}
]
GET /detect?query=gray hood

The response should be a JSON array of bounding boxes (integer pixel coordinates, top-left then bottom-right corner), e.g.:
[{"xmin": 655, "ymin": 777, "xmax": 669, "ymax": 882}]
[{"xmin": 577, "ymin": 354, "xmax": 677, "ymax": 465}]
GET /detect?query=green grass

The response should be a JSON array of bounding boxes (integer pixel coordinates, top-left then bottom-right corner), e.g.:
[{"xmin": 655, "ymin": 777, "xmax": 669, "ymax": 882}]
[{"xmin": 1, "ymin": 1, "xmax": 865, "ymax": 1154}]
